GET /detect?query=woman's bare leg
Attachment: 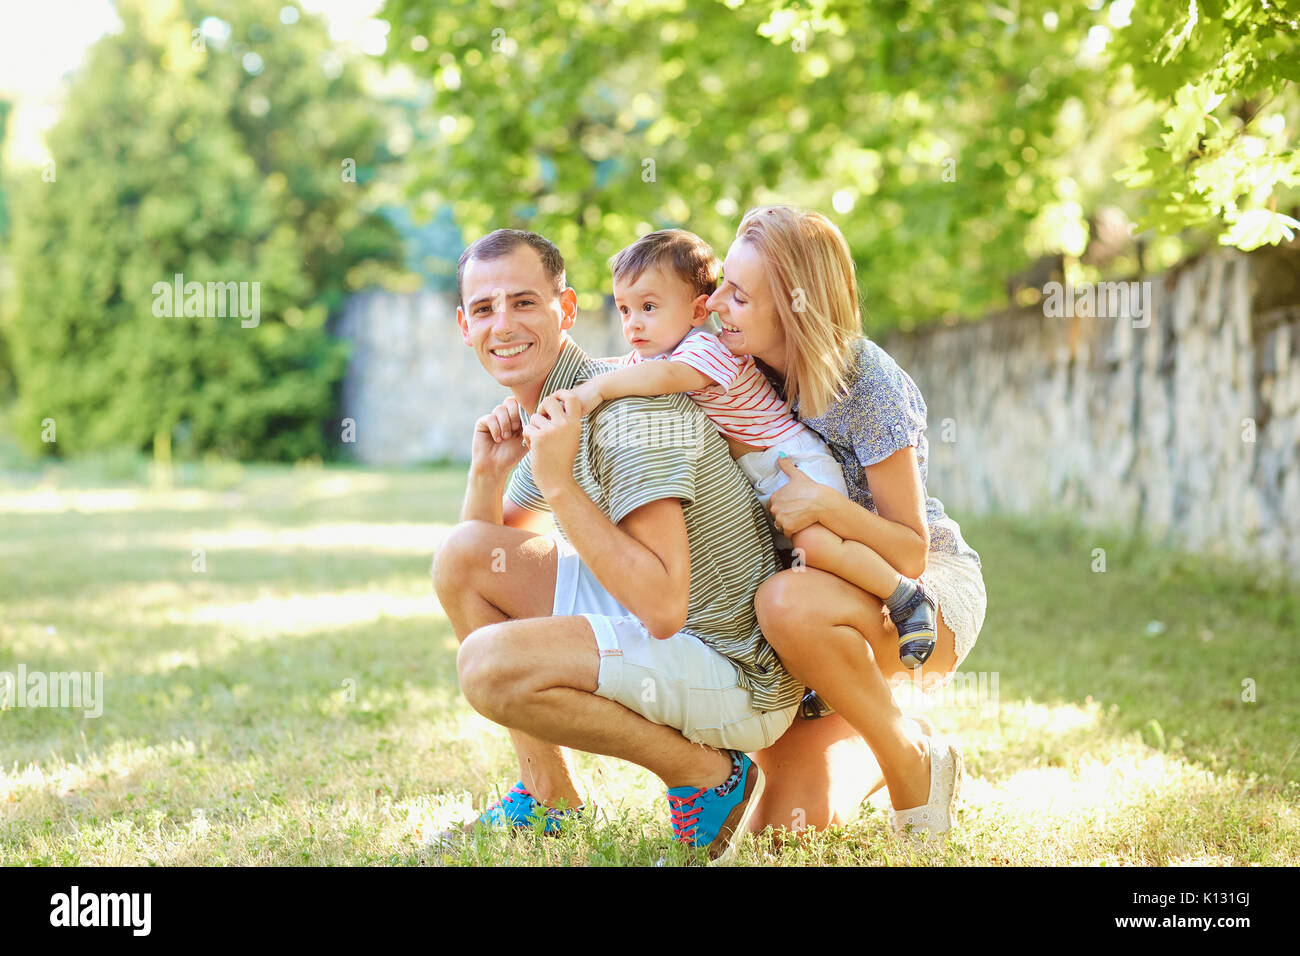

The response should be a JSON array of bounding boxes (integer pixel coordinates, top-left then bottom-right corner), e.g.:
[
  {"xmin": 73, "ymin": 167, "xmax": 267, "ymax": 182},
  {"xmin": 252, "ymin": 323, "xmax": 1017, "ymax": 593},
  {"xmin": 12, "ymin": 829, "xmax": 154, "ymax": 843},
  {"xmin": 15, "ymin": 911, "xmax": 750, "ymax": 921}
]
[
  {"xmin": 750, "ymin": 712, "xmax": 881, "ymax": 836},
  {"xmin": 750, "ymin": 568, "xmax": 959, "ymax": 829}
]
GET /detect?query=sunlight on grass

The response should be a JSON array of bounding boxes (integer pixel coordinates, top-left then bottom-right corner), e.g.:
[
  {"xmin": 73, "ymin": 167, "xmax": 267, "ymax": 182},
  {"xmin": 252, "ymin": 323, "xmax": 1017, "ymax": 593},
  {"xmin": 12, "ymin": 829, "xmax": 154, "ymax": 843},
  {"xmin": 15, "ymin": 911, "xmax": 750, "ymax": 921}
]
[
  {"xmin": 2, "ymin": 463, "xmax": 1296, "ymax": 866},
  {"xmin": 175, "ymin": 522, "xmax": 452, "ymax": 553},
  {"xmin": 0, "ymin": 488, "xmax": 219, "ymax": 514},
  {"xmin": 1, "ymin": 737, "xmax": 200, "ymax": 801},
  {"xmin": 179, "ymin": 590, "xmax": 438, "ymax": 637}
]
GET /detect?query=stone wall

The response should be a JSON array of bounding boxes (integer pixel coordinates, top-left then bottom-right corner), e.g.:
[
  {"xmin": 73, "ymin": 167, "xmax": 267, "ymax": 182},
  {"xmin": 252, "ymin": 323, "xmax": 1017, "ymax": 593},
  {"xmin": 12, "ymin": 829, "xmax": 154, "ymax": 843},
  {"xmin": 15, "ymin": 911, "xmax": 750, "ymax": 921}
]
[
  {"xmin": 881, "ymin": 247, "xmax": 1300, "ymax": 570},
  {"xmin": 336, "ymin": 247, "xmax": 1300, "ymax": 568},
  {"xmin": 334, "ymin": 289, "xmax": 623, "ymax": 465}
]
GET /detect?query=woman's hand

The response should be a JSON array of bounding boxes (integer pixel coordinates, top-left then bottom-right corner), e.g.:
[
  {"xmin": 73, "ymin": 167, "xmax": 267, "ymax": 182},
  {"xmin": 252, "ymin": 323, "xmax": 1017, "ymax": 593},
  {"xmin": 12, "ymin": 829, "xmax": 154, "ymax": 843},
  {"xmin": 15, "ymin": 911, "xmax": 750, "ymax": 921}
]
[{"xmin": 768, "ymin": 455, "xmax": 830, "ymax": 537}]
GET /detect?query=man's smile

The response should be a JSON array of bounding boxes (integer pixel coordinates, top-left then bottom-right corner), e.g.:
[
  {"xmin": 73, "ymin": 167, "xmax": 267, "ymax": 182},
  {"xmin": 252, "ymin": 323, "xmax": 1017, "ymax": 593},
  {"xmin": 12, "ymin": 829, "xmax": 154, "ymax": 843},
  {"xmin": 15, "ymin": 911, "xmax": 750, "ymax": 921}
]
[{"xmin": 491, "ymin": 341, "xmax": 533, "ymax": 358}]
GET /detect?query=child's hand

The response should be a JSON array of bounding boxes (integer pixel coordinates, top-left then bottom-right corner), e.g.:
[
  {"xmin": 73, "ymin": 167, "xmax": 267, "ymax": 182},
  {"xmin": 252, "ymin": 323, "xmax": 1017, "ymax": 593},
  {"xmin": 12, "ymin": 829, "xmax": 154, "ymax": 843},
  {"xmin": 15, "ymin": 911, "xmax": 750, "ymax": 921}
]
[{"xmin": 573, "ymin": 380, "xmax": 604, "ymax": 416}]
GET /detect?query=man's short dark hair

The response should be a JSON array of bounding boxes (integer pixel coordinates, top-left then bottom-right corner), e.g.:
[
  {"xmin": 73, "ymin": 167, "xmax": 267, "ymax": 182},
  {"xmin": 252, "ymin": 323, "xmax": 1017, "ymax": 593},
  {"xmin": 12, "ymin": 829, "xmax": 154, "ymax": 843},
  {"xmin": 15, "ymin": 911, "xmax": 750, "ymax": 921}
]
[
  {"xmin": 457, "ymin": 229, "xmax": 567, "ymax": 307},
  {"xmin": 609, "ymin": 229, "xmax": 720, "ymax": 299}
]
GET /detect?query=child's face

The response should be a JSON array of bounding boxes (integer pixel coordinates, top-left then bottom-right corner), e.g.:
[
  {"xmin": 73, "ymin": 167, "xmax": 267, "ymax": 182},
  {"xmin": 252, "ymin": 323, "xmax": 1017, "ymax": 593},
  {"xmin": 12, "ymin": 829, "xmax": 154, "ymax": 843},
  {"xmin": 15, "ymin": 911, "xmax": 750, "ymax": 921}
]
[{"xmin": 613, "ymin": 266, "xmax": 709, "ymax": 359}]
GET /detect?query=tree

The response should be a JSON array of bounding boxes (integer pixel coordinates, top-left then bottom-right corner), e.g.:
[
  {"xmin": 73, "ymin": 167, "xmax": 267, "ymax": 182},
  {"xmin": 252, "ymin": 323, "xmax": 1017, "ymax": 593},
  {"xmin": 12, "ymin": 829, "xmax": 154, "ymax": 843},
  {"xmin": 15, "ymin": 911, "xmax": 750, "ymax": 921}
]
[
  {"xmin": 1110, "ymin": 0, "xmax": 1300, "ymax": 249},
  {"xmin": 5, "ymin": 0, "xmax": 403, "ymax": 460},
  {"xmin": 380, "ymin": 0, "xmax": 1298, "ymax": 330},
  {"xmin": 0, "ymin": 98, "xmax": 13, "ymax": 399}
]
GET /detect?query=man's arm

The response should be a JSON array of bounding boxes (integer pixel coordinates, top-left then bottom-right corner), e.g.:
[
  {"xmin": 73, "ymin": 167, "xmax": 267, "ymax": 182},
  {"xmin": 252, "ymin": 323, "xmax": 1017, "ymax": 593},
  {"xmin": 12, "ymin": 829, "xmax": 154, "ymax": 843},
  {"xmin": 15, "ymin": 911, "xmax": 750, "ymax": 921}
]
[
  {"xmin": 546, "ymin": 487, "xmax": 690, "ymax": 639},
  {"xmin": 522, "ymin": 390, "xmax": 690, "ymax": 639}
]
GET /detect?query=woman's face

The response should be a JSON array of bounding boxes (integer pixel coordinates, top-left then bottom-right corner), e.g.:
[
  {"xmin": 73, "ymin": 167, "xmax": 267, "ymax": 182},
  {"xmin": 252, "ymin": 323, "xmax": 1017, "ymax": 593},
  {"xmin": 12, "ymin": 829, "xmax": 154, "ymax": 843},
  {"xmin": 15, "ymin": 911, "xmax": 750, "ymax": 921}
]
[{"xmin": 706, "ymin": 239, "xmax": 788, "ymax": 375}]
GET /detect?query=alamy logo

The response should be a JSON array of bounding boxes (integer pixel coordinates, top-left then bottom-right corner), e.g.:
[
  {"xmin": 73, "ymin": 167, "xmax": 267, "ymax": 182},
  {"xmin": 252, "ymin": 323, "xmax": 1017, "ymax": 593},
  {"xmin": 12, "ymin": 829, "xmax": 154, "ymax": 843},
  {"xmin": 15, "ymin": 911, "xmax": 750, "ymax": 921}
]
[
  {"xmin": 0, "ymin": 665, "xmax": 103, "ymax": 718},
  {"xmin": 1042, "ymin": 280, "xmax": 1152, "ymax": 327},
  {"xmin": 152, "ymin": 272, "xmax": 260, "ymax": 327},
  {"xmin": 50, "ymin": 886, "xmax": 151, "ymax": 936}
]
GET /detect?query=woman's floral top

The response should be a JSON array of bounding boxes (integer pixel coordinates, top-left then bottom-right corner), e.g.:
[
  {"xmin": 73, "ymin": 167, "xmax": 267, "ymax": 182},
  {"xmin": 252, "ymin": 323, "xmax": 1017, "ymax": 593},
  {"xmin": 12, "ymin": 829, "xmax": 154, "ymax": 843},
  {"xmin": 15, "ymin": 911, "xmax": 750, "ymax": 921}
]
[{"xmin": 792, "ymin": 337, "xmax": 981, "ymax": 568}]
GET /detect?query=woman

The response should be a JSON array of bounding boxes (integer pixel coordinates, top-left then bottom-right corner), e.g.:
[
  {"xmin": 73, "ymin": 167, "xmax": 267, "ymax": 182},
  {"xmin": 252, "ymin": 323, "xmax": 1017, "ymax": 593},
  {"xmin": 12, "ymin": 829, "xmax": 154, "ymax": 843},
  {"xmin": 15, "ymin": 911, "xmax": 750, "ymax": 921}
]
[{"xmin": 704, "ymin": 205, "xmax": 987, "ymax": 837}]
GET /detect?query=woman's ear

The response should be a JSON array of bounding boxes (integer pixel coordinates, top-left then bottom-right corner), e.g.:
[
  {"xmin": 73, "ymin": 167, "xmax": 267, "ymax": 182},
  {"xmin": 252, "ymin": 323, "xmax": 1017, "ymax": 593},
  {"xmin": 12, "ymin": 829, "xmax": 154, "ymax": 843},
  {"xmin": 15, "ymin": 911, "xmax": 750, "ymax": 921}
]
[{"xmin": 690, "ymin": 293, "xmax": 712, "ymax": 327}]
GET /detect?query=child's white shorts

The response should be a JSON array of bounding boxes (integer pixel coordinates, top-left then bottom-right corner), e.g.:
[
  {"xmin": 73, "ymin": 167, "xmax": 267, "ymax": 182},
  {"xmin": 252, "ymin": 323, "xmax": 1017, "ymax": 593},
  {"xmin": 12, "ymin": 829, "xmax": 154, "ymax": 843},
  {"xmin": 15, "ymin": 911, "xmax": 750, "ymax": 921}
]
[{"xmin": 735, "ymin": 427, "xmax": 849, "ymax": 547}]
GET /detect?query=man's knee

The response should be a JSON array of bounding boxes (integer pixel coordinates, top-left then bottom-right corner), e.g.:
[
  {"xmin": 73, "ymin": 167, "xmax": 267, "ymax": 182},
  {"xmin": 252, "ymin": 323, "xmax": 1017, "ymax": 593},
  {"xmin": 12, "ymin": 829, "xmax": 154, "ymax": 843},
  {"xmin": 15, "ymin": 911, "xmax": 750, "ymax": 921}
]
[
  {"xmin": 456, "ymin": 622, "xmax": 521, "ymax": 720},
  {"xmin": 432, "ymin": 520, "xmax": 497, "ymax": 603}
]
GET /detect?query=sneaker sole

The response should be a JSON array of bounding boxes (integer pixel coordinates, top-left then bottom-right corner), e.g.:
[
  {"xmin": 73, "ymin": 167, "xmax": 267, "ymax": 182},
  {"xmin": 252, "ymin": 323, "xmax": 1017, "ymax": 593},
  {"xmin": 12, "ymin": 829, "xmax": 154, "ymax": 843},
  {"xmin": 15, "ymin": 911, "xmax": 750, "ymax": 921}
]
[
  {"xmin": 425, "ymin": 807, "xmax": 587, "ymax": 850},
  {"xmin": 707, "ymin": 763, "xmax": 766, "ymax": 867}
]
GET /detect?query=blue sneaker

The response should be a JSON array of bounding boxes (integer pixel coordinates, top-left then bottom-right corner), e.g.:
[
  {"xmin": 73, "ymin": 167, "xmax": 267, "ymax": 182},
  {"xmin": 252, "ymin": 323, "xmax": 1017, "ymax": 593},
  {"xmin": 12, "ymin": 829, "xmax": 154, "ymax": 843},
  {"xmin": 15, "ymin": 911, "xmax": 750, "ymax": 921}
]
[
  {"xmin": 665, "ymin": 751, "xmax": 765, "ymax": 865},
  {"xmin": 477, "ymin": 782, "xmax": 585, "ymax": 833},
  {"xmin": 430, "ymin": 782, "xmax": 585, "ymax": 849}
]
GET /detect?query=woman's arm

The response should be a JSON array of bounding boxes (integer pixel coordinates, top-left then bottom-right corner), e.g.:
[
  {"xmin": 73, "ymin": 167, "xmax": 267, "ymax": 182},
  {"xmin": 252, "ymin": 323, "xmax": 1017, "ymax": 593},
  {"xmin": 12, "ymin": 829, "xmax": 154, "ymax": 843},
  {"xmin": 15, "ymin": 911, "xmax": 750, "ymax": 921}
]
[
  {"xmin": 770, "ymin": 447, "xmax": 929, "ymax": 579},
  {"xmin": 817, "ymin": 447, "xmax": 929, "ymax": 579},
  {"xmin": 574, "ymin": 360, "xmax": 715, "ymax": 412}
]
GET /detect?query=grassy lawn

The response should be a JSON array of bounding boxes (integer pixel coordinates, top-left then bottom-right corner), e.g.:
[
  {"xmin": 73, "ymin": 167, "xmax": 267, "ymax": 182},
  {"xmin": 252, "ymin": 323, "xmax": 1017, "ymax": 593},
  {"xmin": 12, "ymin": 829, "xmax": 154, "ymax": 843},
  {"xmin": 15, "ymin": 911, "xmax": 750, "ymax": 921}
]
[{"xmin": 1, "ymin": 454, "xmax": 1297, "ymax": 866}]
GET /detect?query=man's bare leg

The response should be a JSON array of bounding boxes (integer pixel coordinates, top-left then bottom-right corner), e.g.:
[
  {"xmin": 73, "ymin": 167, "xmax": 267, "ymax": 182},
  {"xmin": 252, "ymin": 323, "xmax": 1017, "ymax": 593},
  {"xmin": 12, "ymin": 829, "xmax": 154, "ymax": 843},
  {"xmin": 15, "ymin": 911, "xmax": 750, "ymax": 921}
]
[
  {"xmin": 432, "ymin": 519, "xmax": 584, "ymax": 807},
  {"xmin": 457, "ymin": 615, "xmax": 733, "ymax": 790}
]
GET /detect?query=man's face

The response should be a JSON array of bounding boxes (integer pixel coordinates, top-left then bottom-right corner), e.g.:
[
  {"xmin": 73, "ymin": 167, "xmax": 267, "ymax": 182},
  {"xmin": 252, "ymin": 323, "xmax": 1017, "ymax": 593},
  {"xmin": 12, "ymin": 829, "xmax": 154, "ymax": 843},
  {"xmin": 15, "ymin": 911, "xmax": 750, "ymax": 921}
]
[{"xmin": 457, "ymin": 246, "xmax": 576, "ymax": 394}]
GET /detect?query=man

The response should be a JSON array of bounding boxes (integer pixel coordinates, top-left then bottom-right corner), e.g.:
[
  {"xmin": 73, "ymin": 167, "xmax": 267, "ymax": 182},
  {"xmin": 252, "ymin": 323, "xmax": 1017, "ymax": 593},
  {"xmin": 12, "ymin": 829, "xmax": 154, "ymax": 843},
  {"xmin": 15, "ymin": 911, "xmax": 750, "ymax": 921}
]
[{"xmin": 432, "ymin": 228, "xmax": 801, "ymax": 863}]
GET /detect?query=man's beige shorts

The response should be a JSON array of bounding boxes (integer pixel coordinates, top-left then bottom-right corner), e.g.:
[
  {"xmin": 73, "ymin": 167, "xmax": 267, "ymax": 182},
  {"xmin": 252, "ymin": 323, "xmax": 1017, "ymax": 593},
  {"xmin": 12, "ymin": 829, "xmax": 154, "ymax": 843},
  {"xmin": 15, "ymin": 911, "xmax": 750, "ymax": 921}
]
[{"xmin": 552, "ymin": 533, "xmax": 797, "ymax": 753}]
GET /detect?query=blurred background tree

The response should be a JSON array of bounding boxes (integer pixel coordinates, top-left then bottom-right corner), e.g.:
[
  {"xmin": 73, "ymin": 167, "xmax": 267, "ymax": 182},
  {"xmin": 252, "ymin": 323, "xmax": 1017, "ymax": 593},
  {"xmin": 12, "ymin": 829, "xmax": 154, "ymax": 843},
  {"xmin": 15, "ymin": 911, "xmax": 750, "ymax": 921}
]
[
  {"xmin": 1, "ymin": 0, "xmax": 1294, "ymax": 462},
  {"xmin": 0, "ymin": 98, "xmax": 13, "ymax": 399},
  {"xmin": 380, "ymin": 0, "xmax": 1298, "ymax": 329},
  {"xmin": 4, "ymin": 0, "xmax": 403, "ymax": 461}
]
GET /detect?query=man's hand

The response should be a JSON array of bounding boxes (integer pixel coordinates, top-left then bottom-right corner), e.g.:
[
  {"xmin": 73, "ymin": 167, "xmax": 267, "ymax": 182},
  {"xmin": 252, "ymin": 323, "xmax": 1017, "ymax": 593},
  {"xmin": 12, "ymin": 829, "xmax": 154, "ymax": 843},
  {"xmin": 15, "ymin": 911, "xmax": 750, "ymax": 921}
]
[
  {"xmin": 523, "ymin": 390, "xmax": 583, "ymax": 498},
  {"xmin": 470, "ymin": 397, "xmax": 528, "ymax": 482},
  {"xmin": 769, "ymin": 455, "xmax": 829, "ymax": 537}
]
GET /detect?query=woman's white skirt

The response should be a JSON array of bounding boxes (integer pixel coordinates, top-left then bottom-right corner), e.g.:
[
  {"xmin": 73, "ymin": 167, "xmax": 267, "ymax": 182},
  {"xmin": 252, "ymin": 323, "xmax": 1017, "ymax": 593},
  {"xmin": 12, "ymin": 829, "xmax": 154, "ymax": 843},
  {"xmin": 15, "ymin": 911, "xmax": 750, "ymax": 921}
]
[{"xmin": 919, "ymin": 549, "xmax": 987, "ymax": 685}]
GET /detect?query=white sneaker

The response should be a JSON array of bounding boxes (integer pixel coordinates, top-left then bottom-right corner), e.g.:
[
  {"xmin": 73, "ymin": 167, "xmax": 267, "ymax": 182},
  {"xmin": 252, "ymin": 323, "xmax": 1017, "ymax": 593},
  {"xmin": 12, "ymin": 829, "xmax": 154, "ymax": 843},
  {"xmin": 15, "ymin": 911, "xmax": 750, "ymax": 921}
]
[{"xmin": 891, "ymin": 735, "xmax": 962, "ymax": 841}]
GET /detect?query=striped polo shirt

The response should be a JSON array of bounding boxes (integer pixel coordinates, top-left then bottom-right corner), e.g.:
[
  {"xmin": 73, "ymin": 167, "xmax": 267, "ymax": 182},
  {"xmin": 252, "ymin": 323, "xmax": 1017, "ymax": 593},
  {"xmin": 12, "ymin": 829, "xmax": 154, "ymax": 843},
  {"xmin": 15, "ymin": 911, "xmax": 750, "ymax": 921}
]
[
  {"xmin": 619, "ymin": 329, "xmax": 807, "ymax": 448},
  {"xmin": 507, "ymin": 334, "xmax": 801, "ymax": 713}
]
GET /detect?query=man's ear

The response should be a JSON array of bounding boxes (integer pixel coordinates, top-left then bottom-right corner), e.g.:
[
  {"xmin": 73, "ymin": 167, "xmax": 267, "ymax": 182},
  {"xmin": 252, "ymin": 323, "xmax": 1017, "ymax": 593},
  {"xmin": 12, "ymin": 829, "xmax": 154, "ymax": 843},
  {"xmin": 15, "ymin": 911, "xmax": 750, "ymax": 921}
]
[
  {"xmin": 689, "ymin": 293, "xmax": 712, "ymax": 327},
  {"xmin": 559, "ymin": 287, "xmax": 578, "ymax": 331},
  {"xmin": 456, "ymin": 306, "xmax": 472, "ymax": 346}
]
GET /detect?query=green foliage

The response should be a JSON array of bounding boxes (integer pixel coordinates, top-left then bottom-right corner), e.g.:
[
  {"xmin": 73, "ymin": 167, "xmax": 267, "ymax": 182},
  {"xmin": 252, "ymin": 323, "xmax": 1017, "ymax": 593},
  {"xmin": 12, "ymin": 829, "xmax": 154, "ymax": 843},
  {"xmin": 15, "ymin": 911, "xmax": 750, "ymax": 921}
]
[
  {"xmin": 381, "ymin": 0, "xmax": 1298, "ymax": 329},
  {"xmin": 1112, "ymin": 0, "xmax": 1300, "ymax": 249},
  {"xmin": 5, "ymin": 0, "xmax": 403, "ymax": 460},
  {"xmin": 0, "ymin": 98, "xmax": 11, "ymax": 243},
  {"xmin": 0, "ymin": 98, "xmax": 13, "ymax": 399}
]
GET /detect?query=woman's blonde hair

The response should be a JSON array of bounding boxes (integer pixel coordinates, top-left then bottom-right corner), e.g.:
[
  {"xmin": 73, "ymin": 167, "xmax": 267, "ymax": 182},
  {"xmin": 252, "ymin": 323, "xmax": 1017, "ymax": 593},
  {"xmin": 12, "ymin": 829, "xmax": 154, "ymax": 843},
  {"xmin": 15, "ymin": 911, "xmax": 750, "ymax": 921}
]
[{"xmin": 735, "ymin": 205, "xmax": 861, "ymax": 418}]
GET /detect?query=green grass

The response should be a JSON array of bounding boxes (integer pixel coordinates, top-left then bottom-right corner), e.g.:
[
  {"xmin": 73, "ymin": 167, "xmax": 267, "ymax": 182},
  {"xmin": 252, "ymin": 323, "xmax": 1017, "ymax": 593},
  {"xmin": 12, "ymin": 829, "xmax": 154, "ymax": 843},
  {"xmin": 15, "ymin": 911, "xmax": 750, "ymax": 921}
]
[{"xmin": 1, "ymin": 457, "xmax": 1297, "ymax": 866}]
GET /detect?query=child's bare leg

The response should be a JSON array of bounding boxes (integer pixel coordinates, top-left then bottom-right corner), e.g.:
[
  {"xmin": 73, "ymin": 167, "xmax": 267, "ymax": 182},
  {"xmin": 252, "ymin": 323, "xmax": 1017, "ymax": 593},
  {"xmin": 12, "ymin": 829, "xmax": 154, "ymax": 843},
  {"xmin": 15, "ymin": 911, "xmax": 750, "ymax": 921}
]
[{"xmin": 790, "ymin": 523, "xmax": 900, "ymax": 598}]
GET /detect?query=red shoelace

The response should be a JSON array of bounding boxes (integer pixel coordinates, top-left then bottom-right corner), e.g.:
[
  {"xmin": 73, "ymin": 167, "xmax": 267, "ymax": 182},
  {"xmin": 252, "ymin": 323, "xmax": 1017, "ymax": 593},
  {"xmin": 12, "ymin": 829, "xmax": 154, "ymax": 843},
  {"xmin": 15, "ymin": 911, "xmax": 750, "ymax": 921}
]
[
  {"xmin": 488, "ymin": 784, "xmax": 531, "ymax": 811},
  {"xmin": 667, "ymin": 789, "xmax": 705, "ymax": 843}
]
